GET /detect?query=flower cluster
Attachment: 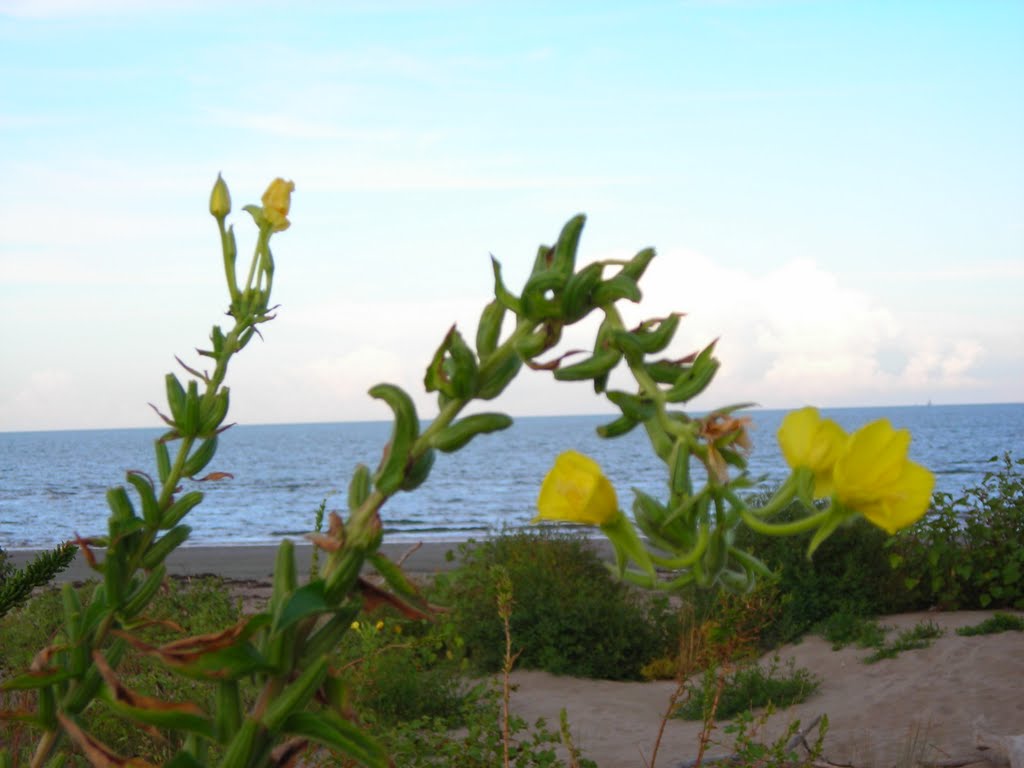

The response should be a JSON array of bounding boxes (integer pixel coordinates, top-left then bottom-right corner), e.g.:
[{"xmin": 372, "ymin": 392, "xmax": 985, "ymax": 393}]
[
  {"xmin": 534, "ymin": 406, "xmax": 935, "ymax": 575},
  {"xmin": 778, "ymin": 407, "xmax": 934, "ymax": 534}
]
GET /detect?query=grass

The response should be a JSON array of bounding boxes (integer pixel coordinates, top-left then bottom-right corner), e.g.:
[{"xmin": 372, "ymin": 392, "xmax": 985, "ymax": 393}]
[
  {"xmin": 863, "ymin": 620, "xmax": 944, "ymax": 664},
  {"xmin": 675, "ymin": 656, "xmax": 821, "ymax": 722},
  {"xmin": 956, "ymin": 612, "xmax": 1024, "ymax": 636}
]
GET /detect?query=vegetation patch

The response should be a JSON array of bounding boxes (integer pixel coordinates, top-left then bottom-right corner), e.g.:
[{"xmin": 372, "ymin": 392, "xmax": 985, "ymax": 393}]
[
  {"xmin": 433, "ymin": 529, "xmax": 682, "ymax": 680},
  {"xmin": 863, "ymin": 620, "xmax": 943, "ymax": 664},
  {"xmin": 817, "ymin": 611, "xmax": 887, "ymax": 651},
  {"xmin": 955, "ymin": 612, "xmax": 1024, "ymax": 636},
  {"xmin": 675, "ymin": 656, "xmax": 820, "ymax": 722}
]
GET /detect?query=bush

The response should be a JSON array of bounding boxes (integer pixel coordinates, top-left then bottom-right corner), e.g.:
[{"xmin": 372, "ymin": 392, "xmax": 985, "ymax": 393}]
[
  {"xmin": 435, "ymin": 529, "xmax": 680, "ymax": 680},
  {"xmin": 733, "ymin": 497, "xmax": 908, "ymax": 646},
  {"xmin": 335, "ymin": 612, "xmax": 467, "ymax": 727},
  {"xmin": 817, "ymin": 611, "xmax": 886, "ymax": 651},
  {"xmin": 675, "ymin": 655, "xmax": 820, "ymax": 721},
  {"xmin": 889, "ymin": 453, "xmax": 1024, "ymax": 610}
]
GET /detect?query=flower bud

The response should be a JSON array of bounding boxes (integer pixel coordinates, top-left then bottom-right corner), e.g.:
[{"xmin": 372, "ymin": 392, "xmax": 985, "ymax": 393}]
[
  {"xmin": 261, "ymin": 177, "xmax": 295, "ymax": 232},
  {"xmin": 209, "ymin": 173, "xmax": 231, "ymax": 220}
]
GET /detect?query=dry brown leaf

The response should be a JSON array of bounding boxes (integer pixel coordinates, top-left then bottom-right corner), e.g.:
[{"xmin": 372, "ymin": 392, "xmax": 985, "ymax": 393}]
[
  {"xmin": 93, "ymin": 651, "xmax": 204, "ymax": 716},
  {"xmin": 58, "ymin": 712, "xmax": 158, "ymax": 768}
]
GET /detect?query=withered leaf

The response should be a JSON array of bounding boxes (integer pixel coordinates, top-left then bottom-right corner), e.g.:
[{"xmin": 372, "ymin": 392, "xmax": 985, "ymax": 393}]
[
  {"xmin": 93, "ymin": 651, "xmax": 203, "ymax": 716},
  {"xmin": 58, "ymin": 712, "xmax": 158, "ymax": 768},
  {"xmin": 195, "ymin": 471, "xmax": 234, "ymax": 482},
  {"xmin": 270, "ymin": 738, "xmax": 309, "ymax": 768},
  {"xmin": 524, "ymin": 349, "xmax": 586, "ymax": 371}
]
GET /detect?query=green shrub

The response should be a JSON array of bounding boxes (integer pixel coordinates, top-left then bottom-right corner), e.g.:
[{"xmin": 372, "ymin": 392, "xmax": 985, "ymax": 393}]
[
  {"xmin": 724, "ymin": 710, "xmax": 828, "ymax": 768},
  {"xmin": 956, "ymin": 612, "xmax": 1024, "ymax": 636},
  {"xmin": 817, "ymin": 611, "xmax": 886, "ymax": 651},
  {"xmin": 335, "ymin": 612, "xmax": 467, "ymax": 728},
  {"xmin": 435, "ymin": 529, "xmax": 680, "ymax": 680},
  {"xmin": 733, "ymin": 497, "xmax": 908, "ymax": 646},
  {"xmin": 889, "ymin": 453, "xmax": 1024, "ymax": 610},
  {"xmin": 675, "ymin": 656, "xmax": 820, "ymax": 721}
]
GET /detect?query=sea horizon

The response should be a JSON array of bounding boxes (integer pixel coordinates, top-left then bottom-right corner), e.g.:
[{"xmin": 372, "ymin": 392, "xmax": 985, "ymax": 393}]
[
  {"xmin": 3, "ymin": 403, "xmax": 1022, "ymax": 550},
  {"xmin": 2, "ymin": 400, "xmax": 1020, "ymax": 436}
]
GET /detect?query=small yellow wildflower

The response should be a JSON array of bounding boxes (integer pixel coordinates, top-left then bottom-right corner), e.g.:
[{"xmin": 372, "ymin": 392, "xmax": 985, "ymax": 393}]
[
  {"xmin": 778, "ymin": 407, "xmax": 848, "ymax": 497},
  {"xmin": 261, "ymin": 177, "xmax": 295, "ymax": 231},
  {"xmin": 833, "ymin": 419, "xmax": 935, "ymax": 534},
  {"xmin": 535, "ymin": 450, "xmax": 618, "ymax": 526}
]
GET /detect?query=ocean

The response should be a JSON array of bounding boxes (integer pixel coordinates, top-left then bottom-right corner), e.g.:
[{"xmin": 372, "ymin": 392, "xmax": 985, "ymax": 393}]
[{"xmin": 1, "ymin": 403, "xmax": 1022, "ymax": 550}]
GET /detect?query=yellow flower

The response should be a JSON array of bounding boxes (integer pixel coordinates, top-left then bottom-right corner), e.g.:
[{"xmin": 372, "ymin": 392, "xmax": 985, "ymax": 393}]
[
  {"xmin": 832, "ymin": 419, "xmax": 934, "ymax": 534},
  {"xmin": 350, "ymin": 621, "xmax": 360, "ymax": 630},
  {"xmin": 375, "ymin": 620, "xmax": 385, "ymax": 632},
  {"xmin": 778, "ymin": 407, "xmax": 848, "ymax": 497},
  {"xmin": 261, "ymin": 178, "xmax": 295, "ymax": 231},
  {"xmin": 535, "ymin": 450, "xmax": 619, "ymax": 526}
]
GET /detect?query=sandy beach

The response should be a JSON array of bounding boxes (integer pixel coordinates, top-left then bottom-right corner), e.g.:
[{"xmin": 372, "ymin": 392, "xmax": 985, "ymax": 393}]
[
  {"xmin": 6, "ymin": 540, "xmax": 467, "ymax": 584},
  {"xmin": 7, "ymin": 543, "xmax": 1023, "ymax": 768}
]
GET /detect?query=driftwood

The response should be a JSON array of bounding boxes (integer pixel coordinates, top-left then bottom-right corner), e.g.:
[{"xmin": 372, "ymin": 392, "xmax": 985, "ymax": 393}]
[{"xmin": 975, "ymin": 719, "xmax": 1024, "ymax": 768}]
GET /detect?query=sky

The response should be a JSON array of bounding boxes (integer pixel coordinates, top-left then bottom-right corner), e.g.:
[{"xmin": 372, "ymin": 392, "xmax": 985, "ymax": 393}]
[{"xmin": 1, "ymin": 0, "xmax": 1022, "ymax": 432}]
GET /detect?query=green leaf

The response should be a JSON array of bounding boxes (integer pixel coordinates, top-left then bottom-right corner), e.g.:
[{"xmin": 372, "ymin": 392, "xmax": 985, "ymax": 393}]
[
  {"xmin": 103, "ymin": 700, "xmax": 215, "ymax": 739},
  {"xmin": 275, "ymin": 581, "xmax": 333, "ymax": 633},
  {"xmin": 171, "ymin": 642, "xmax": 271, "ymax": 681},
  {"xmin": 367, "ymin": 552, "xmax": 421, "ymax": 604},
  {"xmin": 281, "ymin": 710, "xmax": 387, "ymax": 767},
  {"xmin": 1, "ymin": 669, "xmax": 74, "ymax": 691}
]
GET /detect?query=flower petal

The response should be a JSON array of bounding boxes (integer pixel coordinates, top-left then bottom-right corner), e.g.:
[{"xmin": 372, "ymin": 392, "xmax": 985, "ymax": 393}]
[
  {"xmin": 857, "ymin": 461, "xmax": 935, "ymax": 534},
  {"xmin": 535, "ymin": 450, "xmax": 618, "ymax": 526},
  {"xmin": 778, "ymin": 407, "xmax": 821, "ymax": 469}
]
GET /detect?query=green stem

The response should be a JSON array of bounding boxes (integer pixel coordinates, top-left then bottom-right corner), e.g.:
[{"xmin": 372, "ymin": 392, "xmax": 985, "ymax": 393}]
[
  {"xmin": 740, "ymin": 472, "xmax": 799, "ymax": 519},
  {"xmin": 740, "ymin": 506, "xmax": 831, "ymax": 536},
  {"xmin": 218, "ymin": 218, "xmax": 240, "ymax": 306}
]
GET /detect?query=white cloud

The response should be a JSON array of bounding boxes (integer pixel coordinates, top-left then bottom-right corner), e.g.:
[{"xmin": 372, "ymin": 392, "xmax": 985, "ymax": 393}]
[
  {"xmin": 632, "ymin": 249, "xmax": 1010, "ymax": 409},
  {"xmin": 0, "ymin": 369, "xmax": 75, "ymax": 430}
]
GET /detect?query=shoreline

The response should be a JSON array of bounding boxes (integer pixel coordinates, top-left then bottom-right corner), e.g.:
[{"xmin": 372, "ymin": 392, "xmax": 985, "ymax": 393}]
[{"xmin": 5, "ymin": 538, "xmax": 616, "ymax": 584}]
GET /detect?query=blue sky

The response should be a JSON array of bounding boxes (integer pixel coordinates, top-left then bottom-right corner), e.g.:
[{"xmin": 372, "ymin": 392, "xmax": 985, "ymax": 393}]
[{"xmin": 1, "ymin": 0, "xmax": 1022, "ymax": 432}]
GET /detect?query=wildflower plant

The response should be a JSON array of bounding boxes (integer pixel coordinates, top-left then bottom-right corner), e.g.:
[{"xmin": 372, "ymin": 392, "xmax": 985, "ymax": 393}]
[
  {"xmin": 535, "ymin": 404, "xmax": 934, "ymax": 588},
  {"xmin": 1, "ymin": 179, "xmax": 935, "ymax": 767}
]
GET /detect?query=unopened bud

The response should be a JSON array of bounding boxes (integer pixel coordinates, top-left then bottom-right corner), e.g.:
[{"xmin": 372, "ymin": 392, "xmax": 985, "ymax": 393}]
[{"xmin": 209, "ymin": 173, "xmax": 231, "ymax": 220}]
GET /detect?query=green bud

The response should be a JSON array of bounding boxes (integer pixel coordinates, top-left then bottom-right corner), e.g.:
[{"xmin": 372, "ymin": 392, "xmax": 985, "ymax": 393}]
[{"xmin": 209, "ymin": 174, "xmax": 231, "ymax": 220}]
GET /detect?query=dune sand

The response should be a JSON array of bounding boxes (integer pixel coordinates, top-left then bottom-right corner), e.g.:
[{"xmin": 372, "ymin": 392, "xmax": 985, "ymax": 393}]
[{"xmin": 506, "ymin": 611, "xmax": 1024, "ymax": 768}]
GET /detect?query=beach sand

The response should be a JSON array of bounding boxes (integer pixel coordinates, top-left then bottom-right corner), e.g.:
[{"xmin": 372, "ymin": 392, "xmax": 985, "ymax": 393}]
[{"xmin": 8, "ymin": 543, "xmax": 1023, "ymax": 768}]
